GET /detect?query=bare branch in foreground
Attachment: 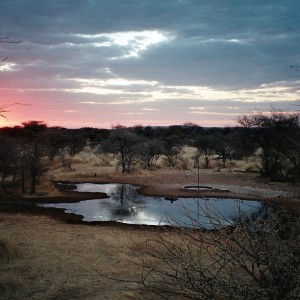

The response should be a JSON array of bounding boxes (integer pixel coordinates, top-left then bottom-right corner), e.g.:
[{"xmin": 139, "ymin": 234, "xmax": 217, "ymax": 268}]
[
  {"xmin": 0, "ymin": 103, "xmax": 29, "ymax": 120},
  {"xmin": 97, "ymin": 206, "xmax": 300, "ymax": 299},
  {"xmin": 0, "ymin": 36, "xmax": 22, "ymax": 43}
]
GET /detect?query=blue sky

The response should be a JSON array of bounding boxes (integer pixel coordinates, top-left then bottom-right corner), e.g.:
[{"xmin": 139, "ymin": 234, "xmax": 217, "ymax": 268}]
[{"xmin": 0, "ymin": 0, "xmax": 299, "ymax": 128}]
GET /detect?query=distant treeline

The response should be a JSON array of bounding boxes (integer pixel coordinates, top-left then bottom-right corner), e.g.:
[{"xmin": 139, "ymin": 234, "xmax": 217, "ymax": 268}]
[{"xmin": 0, "ymin": 110, "xmax": 299, "ymax": 194}]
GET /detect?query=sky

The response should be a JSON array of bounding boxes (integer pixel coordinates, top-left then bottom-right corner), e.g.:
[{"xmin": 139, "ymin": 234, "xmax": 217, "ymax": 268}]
[{"xmin": 0, "ymin": 0, "xmax": 299, "ymax": 129}]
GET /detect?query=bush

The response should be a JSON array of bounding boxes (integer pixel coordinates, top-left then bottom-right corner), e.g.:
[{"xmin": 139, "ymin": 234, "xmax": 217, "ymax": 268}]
[{"xmin": 106, "ymin": 207, "xmax": 300, "ymax": 299}]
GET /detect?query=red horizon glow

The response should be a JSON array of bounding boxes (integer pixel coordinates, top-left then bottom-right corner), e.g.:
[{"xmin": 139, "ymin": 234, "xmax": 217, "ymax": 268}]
[{"xmin": 1, "ymin": 97, "xmax": 298, "ymax": 129}]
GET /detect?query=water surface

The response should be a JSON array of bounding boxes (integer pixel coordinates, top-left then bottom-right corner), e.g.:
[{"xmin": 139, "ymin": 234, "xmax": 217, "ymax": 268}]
[{"xmin": 39, "ymin": 183, "xmax": 264, "ymax": 228}]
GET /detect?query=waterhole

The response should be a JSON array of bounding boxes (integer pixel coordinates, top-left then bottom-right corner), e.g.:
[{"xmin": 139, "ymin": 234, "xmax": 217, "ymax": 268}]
[{"xmin": 38, "ymin": 183, "xmax": 266, "ymax": 228}]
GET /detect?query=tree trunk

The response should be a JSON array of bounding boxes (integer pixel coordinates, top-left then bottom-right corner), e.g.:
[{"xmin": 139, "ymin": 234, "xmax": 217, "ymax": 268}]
[
  {"xmin": 121, "ymin": 152, "xmax": 126, "ymax": 173},
  {"xmin": 30, "ymin": 172, "xmax": 36, "ymax": 194},
  {"xmin": 0, "ymin": 175, "xmax": 4, "ymax": 196},
  {"xmin": 21, "ymin": 165, "xmax": 26, "ymax": 194}
]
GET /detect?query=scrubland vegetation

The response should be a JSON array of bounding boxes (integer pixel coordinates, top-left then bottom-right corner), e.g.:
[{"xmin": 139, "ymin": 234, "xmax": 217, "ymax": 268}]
[
  {"xmin": 0, "ymin": 110, "xmax": 300, "ymax": 299},
  {"xmin": 0, "ymin": 110, "xmax": 299, "ymax": 196}
]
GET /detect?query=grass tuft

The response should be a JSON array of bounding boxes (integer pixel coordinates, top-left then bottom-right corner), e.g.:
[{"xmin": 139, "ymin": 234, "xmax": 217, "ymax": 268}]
[{"xmin": 0, "ymin": 238, "xmax": 20, "ymax": 260}]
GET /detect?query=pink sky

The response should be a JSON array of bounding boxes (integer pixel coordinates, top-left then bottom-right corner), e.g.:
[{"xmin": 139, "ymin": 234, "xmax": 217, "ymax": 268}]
[{"xmin": 1, "ymin": 2, "xmax": 299, "ymax": 128}]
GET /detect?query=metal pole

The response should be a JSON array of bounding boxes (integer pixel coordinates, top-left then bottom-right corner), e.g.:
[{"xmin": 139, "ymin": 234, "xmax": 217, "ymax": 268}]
[{"xmin": 197, "ymin": 159, "xmax": 200, "ymax": 189}]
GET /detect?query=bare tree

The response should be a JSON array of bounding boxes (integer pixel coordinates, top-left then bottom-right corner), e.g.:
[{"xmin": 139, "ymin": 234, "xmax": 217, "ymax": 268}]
[
  {"xmin": 65, "ymin": 134, "xmax": 86, "ymax": 157},
  {"xmin": 214, "ymin": 133, "xmax": 236, "ymax": 168},
  {"xmin": 182, "ymin": 122, "xmax": 203, "ymax": 139},
  {"xmin": 102, "ymin": 205, "xmax": 300, "ymax": 299},
  {"xmin": 0, "ymin": 36, "xmax": 22, "ymax": 62},
  {"xmin": 19, "ymin": 121, "xmax": 49, "ymax": 194},
  {"xmin": 237, "ymin": 110, "xmax": 300, "ymax": 180},
  {"xmin": 43, "ymin": 127, "xmax": 67, "ymax": 161},
  {"xmin": 19, "ymin": 141, "xmax": 48, "ymax": 194},
  {"xmin": 194, "ymin": 135, "xmax": 217, "ymax": 169},
  {"xmin": 0, "ymin": 137, "xmax": 19, "ymax": 194},
  {"xmin": 290, "ymin": 65, "xmax": 300, "ymax": 77},
  {"xmin": 102, "ymin": 125, "xmax": 141, "ymax": 173},
  {"xmin": 0, "ymin": 103, "xmax": 19, "ymax": 119},
  {"xmin": 138, "ymin": 139, "xmax": 163, "ymax": 169},
  {"xmin": 0, "ymin": 104, "xmax": 10, "ymax": 119},
  {"xmin": 162, "ymin": 135, "xmax": 183, "ymax": 167},
  {"xmin": 1, "ymin": 37, "xmax": 23, "ymax": 118},
  {"xmin": 1, "ymin": 36, "xmax": 22, "ymax": 116}
]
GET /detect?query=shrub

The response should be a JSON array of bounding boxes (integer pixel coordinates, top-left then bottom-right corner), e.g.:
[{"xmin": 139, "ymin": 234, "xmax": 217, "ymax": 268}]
[{"xmin": 103, "ymin": 207, "xmax": 300, "ymax": 299}]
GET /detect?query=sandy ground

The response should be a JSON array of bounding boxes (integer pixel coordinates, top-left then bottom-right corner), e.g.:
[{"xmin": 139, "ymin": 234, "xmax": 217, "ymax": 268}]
[
  {"xmin": 1, "ymin": 163, "xmax": 299, "ymax": 299},
  {"xmin": 48, "ymin": 164, "xmax": 300, "ymax": 212}
]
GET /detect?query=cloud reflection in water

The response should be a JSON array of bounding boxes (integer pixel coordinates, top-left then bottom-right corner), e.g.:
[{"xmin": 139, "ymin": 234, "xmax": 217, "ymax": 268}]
[{"xmin": 39, "ymin": 183, "xmax": 264, "ymax": 228}]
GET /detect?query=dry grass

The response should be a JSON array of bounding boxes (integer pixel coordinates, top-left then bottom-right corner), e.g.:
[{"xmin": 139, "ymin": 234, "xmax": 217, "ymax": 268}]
[
  {"xmin": 156, "ymin": 146, "xmax": 197, "ymax": 170},
  {"xmin": 0, "ymin": 238, "xmax": 20, "ymax": 260},
  {"xmin": 72, "ymin": 149, "xmax": 116, "ymax": 167},
  {"xmin": 72, "ymin": 151, "xmax": 100, "ymax": 164},
  {"xmin": 1, "ymin": 211, "xmax": 222, "ymax": 299},
  {"xmin": 0, "ymin": 213, "xmax": 160, "ymax": 299},
  {"xmin": 0, "ymin": 147, "xmax": 298, "ymax": 299},
  {"xmin": 53, "ymin": 146, "xmax": 260, "ymax": 176},
  {"xmin": 0, "ymin": 237, "xmax": 23, "ymax": 298}
]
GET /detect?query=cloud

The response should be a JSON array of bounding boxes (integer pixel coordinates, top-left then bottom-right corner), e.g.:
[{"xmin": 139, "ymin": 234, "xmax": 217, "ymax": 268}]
[
  {"xmin": 0, "ymin": 62, "xmax": 17, "ymax": 72},
  {"xmin": 3, "ymin": 1, "xmax": 299, "ymax": 89},
  {"xmin": 74, "ymin": 30, "xmax": 172, "ymax": 59},
  {"xmin": 1, "ymin": 0, "xmax": 299, "ymax": 128},
  {"xmin": 142, "ymin": 108, "xmax": 161, "ymax": 111}
]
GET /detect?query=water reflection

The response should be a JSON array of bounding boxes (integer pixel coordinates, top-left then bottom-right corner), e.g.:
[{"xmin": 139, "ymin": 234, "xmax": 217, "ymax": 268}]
[
  {"xmin": 110, "ymin": 185, "xmax": 140, "ymax": 216},
  {"xmin": 39, "ymin": 183, "xmax": 265, "ymax": 228}
]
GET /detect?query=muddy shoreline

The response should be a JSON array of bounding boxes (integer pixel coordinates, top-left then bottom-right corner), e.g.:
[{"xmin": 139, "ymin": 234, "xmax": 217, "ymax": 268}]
[
  {"xmin": 1, "ymin": 173, "xmax": 298, "ymax": 227},
  {"xmin": 1, "ymin": 168, "xmax": 299, "ymax": 227}
]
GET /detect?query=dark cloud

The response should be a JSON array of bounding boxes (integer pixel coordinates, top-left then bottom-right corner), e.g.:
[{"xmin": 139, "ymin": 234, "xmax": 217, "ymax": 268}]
[
  {"xmin": 2, "ymin": 0, "xmax": 299, "ymax": 88},
  {"xmin": 0, "ymin": 0, "xmax": 299, "ymax": 127}
]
